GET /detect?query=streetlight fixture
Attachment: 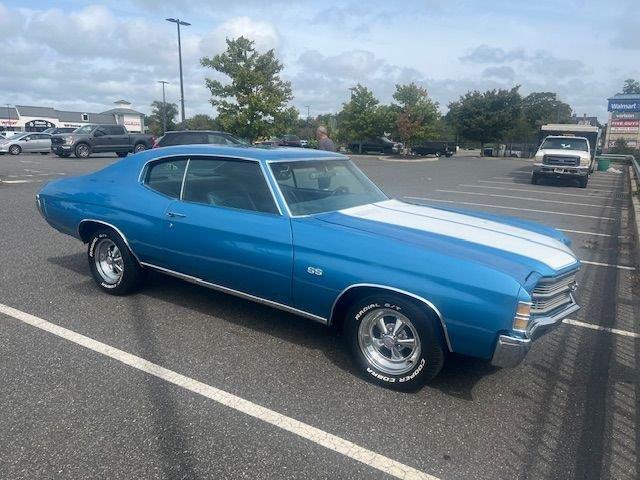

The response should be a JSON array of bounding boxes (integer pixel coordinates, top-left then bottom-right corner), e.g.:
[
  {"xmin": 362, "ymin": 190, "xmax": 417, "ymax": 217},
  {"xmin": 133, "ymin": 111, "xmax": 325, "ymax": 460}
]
[
  {"xmin": 166, "ymin": 17, "xmax": 190, "ymax": 126},
  {"xmin": 157, "ymin": 81, "xmax": 169, "ymax": 134}
]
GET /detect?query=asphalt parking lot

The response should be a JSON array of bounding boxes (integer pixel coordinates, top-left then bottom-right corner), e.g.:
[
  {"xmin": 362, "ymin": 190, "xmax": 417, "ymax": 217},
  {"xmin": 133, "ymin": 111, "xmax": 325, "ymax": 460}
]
[{"xmin": 1, "ymin": 151, "xmax": 638, "ymax": 480}]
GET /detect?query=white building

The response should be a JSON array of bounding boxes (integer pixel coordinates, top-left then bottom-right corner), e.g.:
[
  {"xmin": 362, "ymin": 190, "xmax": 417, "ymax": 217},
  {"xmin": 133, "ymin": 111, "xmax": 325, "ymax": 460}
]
[{"xmin": 0, "ymin": 100, "xmax": 146, "ymax": 133}]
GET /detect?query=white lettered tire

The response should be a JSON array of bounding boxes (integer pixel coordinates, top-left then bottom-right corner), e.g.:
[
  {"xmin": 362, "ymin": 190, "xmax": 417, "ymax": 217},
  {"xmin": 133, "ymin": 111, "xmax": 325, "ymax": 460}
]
[
  {"xmin": 87, "ymin": 229, "xmax": 145, "ymax": 295},
  {"xmin": 345, "ymin": 293, "xmax": 445, "ymax": 390}
]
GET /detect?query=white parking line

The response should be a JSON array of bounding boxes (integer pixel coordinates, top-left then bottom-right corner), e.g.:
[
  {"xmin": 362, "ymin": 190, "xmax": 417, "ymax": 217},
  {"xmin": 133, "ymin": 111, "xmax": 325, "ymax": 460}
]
[
  {"xmin": 0, "ymin": 179, "xmax": 39, "ymax": 184},
  {"xmin": 459, "ymin": 184, "xmax": 616, "ymax": 199},
  {"xmin": 563, "ymin": 319, "xmax": 639, "ymax": 339},
  {"xmin": 557, "ymin": 228, "xmax": 622, "ymax": 239},
  {"xmin": 435, "ymin": 189, "xmax": 622, "ymax": 209},
  {"xmin": 0, "ymin": 303, "xmax": 439, "ymax": 480},
  {"xmin": 478, "ymin": 180, "xmax": 623, "ymax": 192},
  {"xmin": 580, "ymin": 260, "xmax": 636, "ymax": 271},
  {"xmin": 493, "ymin": 176, "xmax": 619, "ymax": 187},
  {"xmin": 404, "ymin": 196, "xmax": 615, "ymax": 220}
]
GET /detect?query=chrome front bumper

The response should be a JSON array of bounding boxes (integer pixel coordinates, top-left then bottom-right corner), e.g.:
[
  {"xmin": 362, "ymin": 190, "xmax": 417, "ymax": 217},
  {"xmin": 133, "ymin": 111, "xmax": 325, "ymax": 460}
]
[{"xmin": 491, "ymin": 297, "xmax": 580, "ymax": 368}]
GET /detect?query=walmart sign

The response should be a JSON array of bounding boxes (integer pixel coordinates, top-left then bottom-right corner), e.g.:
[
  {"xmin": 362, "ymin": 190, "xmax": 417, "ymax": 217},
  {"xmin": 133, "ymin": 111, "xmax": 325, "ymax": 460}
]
[{"xmin": 608, "ymin": 99, "xmax": 640, "ymax": 112}]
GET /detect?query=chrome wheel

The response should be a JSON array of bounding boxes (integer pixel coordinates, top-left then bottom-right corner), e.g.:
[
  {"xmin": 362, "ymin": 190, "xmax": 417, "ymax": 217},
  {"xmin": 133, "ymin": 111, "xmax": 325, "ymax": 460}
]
[
  {"xmin": 76, "ymin": 144, "xmax": 89, "ymax": 158},
  {"xmin": 9, "ymin": 145, "xmax": 20, "ymax": 155},
  {"xmin": 134, "ymin": 143, "xmax": 146, "ymax": 153},
  {"xmin": 94, "ymin": 238, "xmax": 123, "ymax": 284},
  {"xmin": 358, "ymin": 308, "xmax": 421, "ymax": 375}
]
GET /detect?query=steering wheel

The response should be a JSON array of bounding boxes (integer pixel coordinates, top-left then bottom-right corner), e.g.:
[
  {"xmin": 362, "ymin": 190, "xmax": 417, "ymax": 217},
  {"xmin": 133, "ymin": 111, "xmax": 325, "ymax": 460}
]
[{"xmin": 330, "ymin": 186, "xmax": 350, "ymax": 196}]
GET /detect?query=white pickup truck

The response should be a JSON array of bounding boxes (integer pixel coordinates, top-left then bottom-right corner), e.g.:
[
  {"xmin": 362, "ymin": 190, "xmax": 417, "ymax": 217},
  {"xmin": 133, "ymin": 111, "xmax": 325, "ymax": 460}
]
[{"xmin": 531, "ymin": 124, "xmax": 599, "ymax": 188}]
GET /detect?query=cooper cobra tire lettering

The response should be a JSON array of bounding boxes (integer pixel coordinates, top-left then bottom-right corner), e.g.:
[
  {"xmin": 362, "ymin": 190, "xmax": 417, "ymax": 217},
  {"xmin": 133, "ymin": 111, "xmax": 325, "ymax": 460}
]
[
  {"xmin": 366, "ymin": 368, "xmax": 396, "ymax": 383},
  {"xmin": 399, "ymin": 358, "xmax": 426, "ymax": 383}
]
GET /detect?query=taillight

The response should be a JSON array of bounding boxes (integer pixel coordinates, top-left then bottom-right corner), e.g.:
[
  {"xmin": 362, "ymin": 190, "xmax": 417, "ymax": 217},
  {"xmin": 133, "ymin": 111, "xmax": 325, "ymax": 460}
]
[{"xmin": 152, "ymin": 137, "xmax": 159, "ymax": 148}]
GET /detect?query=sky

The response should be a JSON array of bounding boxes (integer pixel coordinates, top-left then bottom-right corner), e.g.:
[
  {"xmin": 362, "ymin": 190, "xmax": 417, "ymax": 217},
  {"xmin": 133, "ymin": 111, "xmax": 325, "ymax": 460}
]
[{"xmin": 0, "ymin": 0, "xmax": 638, "ymax": 122}]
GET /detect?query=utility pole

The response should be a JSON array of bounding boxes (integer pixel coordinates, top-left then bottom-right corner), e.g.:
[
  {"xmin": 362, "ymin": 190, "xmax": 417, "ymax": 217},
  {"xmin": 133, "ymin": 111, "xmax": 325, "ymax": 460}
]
[
  {"xmin": 166, "ymin": 18, "xmax": 190, "ymax": 127},
  {"xmin": 305, "ymin": 105, "xmax": 310, "ymax": 139},
  {"xmin": 157, "ymin": 81, "xmax": 169, "ymax": 134}
]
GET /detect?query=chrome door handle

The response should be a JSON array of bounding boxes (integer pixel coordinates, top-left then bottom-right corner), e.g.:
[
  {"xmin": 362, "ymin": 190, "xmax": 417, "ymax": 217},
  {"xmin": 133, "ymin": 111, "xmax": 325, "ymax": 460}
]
[{"xmin": 166, "ymin": 211, "xmax": 186, "ymax": 218}]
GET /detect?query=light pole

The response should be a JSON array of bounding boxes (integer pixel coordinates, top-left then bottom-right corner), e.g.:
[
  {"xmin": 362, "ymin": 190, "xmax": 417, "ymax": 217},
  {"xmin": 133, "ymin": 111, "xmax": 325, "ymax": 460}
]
[
  {"xmin": 166, "ymin": 17, "xmax": 190, "ymax": 127},
  {"xmin": 5, "ymin": 104, "xmax": 11, "ymax": 131},
  {"xmin": 305, "ymin": 105, "xmax": 310, "ymax": 140},
  {"xmin": 157, "ymin": 80, "xmax": 169, "ymax": 134}
]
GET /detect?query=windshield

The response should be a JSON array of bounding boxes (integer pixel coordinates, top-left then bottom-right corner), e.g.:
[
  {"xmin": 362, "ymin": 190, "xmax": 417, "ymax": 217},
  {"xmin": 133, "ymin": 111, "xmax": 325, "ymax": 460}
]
[
  {"xmin": 540, "ymin": 137, "xmax": 588, "ymax": 152},
  {"xmin": 270, "ymin": 159, "xmax": 388, "ymax": 216},
  {"xmin": 73, "ymin": 125, "xmax": 95, "ymax": 134}
]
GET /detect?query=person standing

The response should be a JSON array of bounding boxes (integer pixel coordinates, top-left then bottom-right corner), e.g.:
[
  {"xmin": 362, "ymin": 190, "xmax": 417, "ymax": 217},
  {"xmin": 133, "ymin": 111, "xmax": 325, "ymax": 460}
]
[{"xmin": 316, "ymin": 126, "xmax": 336, "ymax": 152}]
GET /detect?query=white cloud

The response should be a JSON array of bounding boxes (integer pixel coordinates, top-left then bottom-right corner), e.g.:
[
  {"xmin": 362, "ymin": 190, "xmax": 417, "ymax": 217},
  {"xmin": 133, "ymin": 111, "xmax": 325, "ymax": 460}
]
[{"xmin": 200, "ymin": 17, "xmax": 280, "ymax": 55}]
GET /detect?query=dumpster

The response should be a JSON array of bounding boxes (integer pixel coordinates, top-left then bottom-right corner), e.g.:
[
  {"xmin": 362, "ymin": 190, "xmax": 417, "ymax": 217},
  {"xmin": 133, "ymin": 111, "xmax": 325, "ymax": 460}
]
[{"xmin": 597, "ymin": 157, "xmax": 610, "ymax": 171}]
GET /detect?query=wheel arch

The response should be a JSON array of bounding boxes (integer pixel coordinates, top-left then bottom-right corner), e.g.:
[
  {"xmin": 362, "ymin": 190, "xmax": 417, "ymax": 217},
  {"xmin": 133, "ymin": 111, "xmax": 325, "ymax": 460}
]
[
  {"xmin": 77, "ymin": 219, "xmax": 141, "ymax": 264},
  {"xmin": 329, "ymin": 283, "xmax": 453, "ymax": 351}
]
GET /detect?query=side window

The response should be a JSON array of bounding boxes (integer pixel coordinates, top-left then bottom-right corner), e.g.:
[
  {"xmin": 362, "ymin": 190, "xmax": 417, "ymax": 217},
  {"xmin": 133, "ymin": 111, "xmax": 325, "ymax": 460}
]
[
  {"xmin": 106, "ymin": 126, "xmax": 125, "ymax": 135},
  {"xmin": 182, "ymin": 159, "xmax": 278, "ymax": 214},
  {"xmin": 144, "ymin": 159, "xmax": 188, "ymax": 198}
]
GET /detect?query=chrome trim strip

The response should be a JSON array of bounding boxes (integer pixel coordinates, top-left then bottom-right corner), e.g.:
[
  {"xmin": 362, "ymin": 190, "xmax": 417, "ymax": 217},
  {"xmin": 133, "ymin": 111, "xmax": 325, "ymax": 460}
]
[
  {"xmin": 527, "ymin": 295, "xmax": 580, "ymax": 340},
  {"xmin": 140, "ymin": 261, "xmax": 328, "ymax": 325},
  {"xmin": 179, "ymin": 158, "xmax": 190, "ymax": 201},
  {"xmin": 77, "ymin": 219, "xmax": 142, "ymax": 264},
  {"xmin": 329, "ymin": 283, "xmax": 453, "ymax": 352},
  {"xmin": 138, "ymin": 153, "xmax": 284, "ymax": 216}
]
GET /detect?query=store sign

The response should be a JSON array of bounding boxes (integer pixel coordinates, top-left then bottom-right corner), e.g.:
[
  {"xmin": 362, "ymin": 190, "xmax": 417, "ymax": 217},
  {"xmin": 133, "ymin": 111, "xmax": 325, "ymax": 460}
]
[
  {"xmin": 609, "ymin": 139, "xmax": 637, "ymax": 147},
  {"xmin": 123, "ymin": 117, "xmax": 142, "ymax": 131},
  {"xmin": 611, "ymin": 127, "xmax": 639, "ymax": 133},
  {"xmin": 25, "ymin": 119, "xmax": 55, "ymax": 129},
  {"xmin": 612, "ymin": 112, "xmax": 640, "ymax": 120},
  {"xmin": 0, "ymin": 119, "xmax": 18, "ymax": 126},
  {"xmin": 608, "ymin": 99, "xmax": 640, "ymax": 112},
  {"xmin": 610, "ymin": 119, "xmax": 639, "ymax": 127}
]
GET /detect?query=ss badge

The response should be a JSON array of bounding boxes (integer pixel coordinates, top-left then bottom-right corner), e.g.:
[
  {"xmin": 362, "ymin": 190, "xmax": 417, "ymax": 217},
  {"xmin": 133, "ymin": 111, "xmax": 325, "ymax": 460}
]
[{"xmin": 307, "ymin": 266, "xmax": 323, "ymax": 276}]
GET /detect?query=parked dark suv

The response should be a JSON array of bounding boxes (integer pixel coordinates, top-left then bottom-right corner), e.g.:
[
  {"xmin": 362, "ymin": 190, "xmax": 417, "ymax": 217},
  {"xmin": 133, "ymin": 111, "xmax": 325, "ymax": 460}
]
[
  {"xmin": 411, "ymin": 141, "xmax": 454, "ymax": 157},
  {"xmin": 348, "ymin": 137, "xmax": 399, "ymax": 154},
  {"xmin": 154, "ymin": 130, "xmax": 244, "ymax": 148}
]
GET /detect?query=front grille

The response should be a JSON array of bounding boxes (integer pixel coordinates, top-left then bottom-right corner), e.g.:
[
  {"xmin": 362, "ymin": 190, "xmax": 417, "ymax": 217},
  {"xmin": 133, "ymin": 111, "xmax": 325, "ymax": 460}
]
[
  {"xmin": 543, "ymin": 155, "xmax": 580, "ymax": 166},
  {"xmin": 51, "ymin": 137, "xmax": 64, "ymax": 145},
  {"xmin": 532, "ymin": 271, "xmax": 577, "ymax": 315}
]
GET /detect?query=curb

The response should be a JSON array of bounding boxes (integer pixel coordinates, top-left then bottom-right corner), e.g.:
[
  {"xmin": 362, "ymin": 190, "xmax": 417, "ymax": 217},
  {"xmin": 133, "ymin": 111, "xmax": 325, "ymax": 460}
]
[{"xmin": 628, "ymin": 165, "xmax": 640, "ymax": 269}]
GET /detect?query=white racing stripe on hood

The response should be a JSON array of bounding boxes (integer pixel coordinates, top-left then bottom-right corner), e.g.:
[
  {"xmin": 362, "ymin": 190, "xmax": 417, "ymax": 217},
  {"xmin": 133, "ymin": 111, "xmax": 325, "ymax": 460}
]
[{"xmin": 339, "ymin": 199, "xmax": 578, "ymax": 270}]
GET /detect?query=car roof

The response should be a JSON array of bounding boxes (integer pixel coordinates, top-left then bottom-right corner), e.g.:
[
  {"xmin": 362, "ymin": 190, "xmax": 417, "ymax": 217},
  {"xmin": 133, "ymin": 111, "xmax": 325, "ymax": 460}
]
[{"xmin": 138, "ymin": 144, "xmax": 348, "ymax": 164}]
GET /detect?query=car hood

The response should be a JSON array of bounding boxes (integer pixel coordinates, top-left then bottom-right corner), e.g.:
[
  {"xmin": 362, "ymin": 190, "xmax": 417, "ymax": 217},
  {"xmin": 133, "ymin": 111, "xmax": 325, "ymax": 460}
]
[
  {"xmin": 537, "ymin": 148, "xmax": 589, "ymax": 158},
  {"xmin": 315, "ymin": 199, "xmax": 579, "ymax": 279}
]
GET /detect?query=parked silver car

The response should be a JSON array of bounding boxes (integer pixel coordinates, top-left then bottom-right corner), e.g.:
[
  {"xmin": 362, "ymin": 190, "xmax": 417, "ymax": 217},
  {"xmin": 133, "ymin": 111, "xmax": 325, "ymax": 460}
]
[{"xmin": 0, "ymin": 132, "xmax": 51, "ymax": 155}]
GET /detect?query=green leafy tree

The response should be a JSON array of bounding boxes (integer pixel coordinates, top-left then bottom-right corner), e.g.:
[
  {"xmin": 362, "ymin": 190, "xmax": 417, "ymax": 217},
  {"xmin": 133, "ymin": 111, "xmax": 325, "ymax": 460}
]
[
  {"xmin": 610, "ymin": 138, "xmax": 636, "ymax": 155},
  {"xmin": 391, "ymin": 83, "xmax": 439, "ymax": 149},
  {"xmin": 146, "ymin": 100, "xmax": 178, "ymax": 136},
  {"xmin": 447, "ymin": 86, "xmax": 522, "ymax": 152},
  {"xmin": 622, "ymin": 78, "xmax": 640, "ymax": 94},
  {"xmin": 201, "ymin": 36, "xmax": 293, "ymax": 141},
  {"xmin": 337, "ymin": 84, "xmax": 382, "ymax": 150},
  {"xmin": 184, "ymin": 114, "xmax": 219, "ymax": 131},
  {"xmin": 272, "ymin": 106, "xmax": 301, "ymax": 138},
  {"xmin": 521, "ymin": 92, "xmax": 572, "ymax": 130}
]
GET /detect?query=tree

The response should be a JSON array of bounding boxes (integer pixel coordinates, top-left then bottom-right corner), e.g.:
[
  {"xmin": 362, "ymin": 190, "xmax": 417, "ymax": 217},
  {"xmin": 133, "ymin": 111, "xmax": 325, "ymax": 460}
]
[
  {"xmin": 447, "ymin": 86, "xmax": 522, "ymax": 152},
  {"xmin": 272, "ymin": 106, "xmax": 300, "ymax": 138},
  {"xmin": 391, "ymin": 83, "xmax": 439, "ymax": 149},
  {"xmin": 622, "ymin": 78, "xmax": 640, "ymax": 94},
  {"xmin": 201, "ymin": 36, "xmax": 294, "ymax": 141},
  {"xmin": 521, "ymin": 92, "xmax": 572, "ymax": 130},
  {"xmin": 146, "ymin": 100, "xmax": 178, "ymax": 136},
  {"xmin": 337, "ymin": 84, "xmax": 382, "ymax": 150},
  {"xmin": 610, "ymin": 138, "xmax": 635, "ymax": 155},
  {"xmin": 184, "ymin": 114, "xmax": 219, "ymax": 131}
]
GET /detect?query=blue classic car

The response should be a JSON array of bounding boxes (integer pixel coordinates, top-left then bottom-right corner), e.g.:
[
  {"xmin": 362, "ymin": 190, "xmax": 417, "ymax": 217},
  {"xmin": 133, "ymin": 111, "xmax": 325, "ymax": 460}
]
[{"xmin": 37, "ymin": 146, "xmax": 580, "ymax": 389}]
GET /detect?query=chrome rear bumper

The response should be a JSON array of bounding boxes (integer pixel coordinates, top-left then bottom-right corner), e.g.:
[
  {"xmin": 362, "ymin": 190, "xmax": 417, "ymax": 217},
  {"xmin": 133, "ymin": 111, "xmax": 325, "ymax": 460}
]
[{"xmin": 491, "ymin": 298, "xmax": 580, "ymax": 368}]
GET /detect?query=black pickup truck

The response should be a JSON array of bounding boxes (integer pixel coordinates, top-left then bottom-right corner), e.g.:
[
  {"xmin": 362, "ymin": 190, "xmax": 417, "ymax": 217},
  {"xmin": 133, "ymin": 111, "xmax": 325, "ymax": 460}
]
[{"xmin": 50, "ymin": 124, "xmax": 154, "ymax": 158}]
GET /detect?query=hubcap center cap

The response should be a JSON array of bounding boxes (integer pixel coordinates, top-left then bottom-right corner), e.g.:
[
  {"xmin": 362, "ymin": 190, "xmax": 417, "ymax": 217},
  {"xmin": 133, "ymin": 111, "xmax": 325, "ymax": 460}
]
[{"xmin": 382, "ymin": 335, "xmax": 396, "ymax": 349}]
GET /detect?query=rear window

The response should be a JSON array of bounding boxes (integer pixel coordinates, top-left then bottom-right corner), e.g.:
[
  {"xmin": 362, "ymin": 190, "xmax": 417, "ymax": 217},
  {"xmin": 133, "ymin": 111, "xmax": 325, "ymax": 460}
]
[{"xmin": 144, "ymin": 159, "xmax": 188, "ymax": 198}]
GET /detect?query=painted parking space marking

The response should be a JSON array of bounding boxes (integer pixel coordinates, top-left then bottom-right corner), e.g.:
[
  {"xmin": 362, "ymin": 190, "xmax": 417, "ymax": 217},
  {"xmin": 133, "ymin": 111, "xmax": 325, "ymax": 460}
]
[
  {"xmin": 558, "ymin": 228, "xmax": 624, "ymax": 239},
  {"xmin": 459, "ymin": 184, "xmax": 618, "ymax": 200},
  {"xmin": 404, "ymin": 196, "xmax": 616, "ymax": 220},
  {"xmin": 0, "ymin": 303, "xmax": 439, "ymax": 480},
  {"xmin": 563, "ymin": 319, "xmax": 639, "ymax": 339},
  {"xmin": 477, "ymin": 180, "xmax": 624, "ymax": 193},
  {"xmin": 435, "ymin": 189, "xmax": 623, "ymax": 209},
  {"xmin": 580, "ymin": 260, "xmax": 636, "ymax": 271},
  {"xmin": 0, "ymin": 179, "xmax": 41, "ymax": 184}
]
